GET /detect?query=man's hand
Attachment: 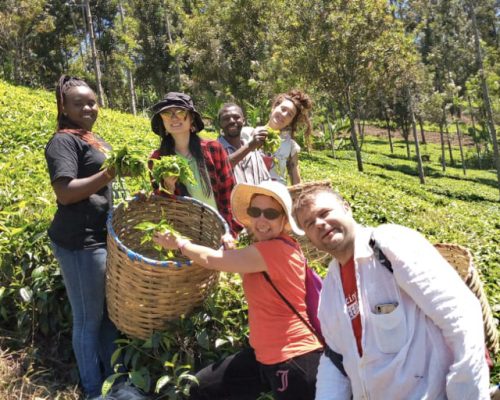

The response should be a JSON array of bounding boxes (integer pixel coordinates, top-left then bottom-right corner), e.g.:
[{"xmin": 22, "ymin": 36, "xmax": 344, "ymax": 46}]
[{"xmin": 248, "ymin": 127, "xmax": 268, "ymax": 151}]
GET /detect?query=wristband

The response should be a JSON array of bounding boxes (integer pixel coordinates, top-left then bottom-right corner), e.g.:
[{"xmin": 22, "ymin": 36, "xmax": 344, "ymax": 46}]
[{"xmin": 177, "ymin": 238, "xmax": 190, "ymax": 251}]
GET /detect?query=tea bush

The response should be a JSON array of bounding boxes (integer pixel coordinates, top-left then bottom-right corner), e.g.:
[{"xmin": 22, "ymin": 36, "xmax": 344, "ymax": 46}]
[{"xmin": 0, "ymin": 80, "xmax": 498, "ymax": 393}]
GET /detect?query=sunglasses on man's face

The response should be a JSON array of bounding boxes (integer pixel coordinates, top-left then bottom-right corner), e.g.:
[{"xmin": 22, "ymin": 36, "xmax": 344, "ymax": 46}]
[
  {"xmin": 247, "ymin": 207, "xmax": 283, "ymax": 220},
  {"xmin": 161, "ymin": 109, "xmax": 188, "ymax": 120}
]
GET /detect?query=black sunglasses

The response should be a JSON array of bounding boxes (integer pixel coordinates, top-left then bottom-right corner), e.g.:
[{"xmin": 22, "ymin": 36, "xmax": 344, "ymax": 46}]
[{"xmin": 247, "ymin": 207, "xmax": 283, "ymax": 220}]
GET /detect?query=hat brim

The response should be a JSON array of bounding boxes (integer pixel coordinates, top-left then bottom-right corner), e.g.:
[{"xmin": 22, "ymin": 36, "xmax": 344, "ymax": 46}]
[{"xmin": 231, "ymin": 182, "xmax": 304, "ymax": 236}]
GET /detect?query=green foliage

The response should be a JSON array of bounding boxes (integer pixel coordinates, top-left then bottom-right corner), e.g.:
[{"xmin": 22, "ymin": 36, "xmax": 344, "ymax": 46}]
[
  {"xmin": 106, "ymin": 273, "xmax": 249, "ymax": 397},
  {"xmin": 262, "ymin": 126, "xmax": 281, "ymax": 154},
  {"xmin": 150, "ymin": 156, "xmax": 197, "ymax": 193},
  {"xmin": 1, "ymin": 79, "xmax": 499, "ymax": 392},
  {"xmin": 134, "ymin": 220, "xmax": 183, "ymax": 260},
  {"xmin": 102, "ymin": 145, "xmax": 147, "ymax": 178}
]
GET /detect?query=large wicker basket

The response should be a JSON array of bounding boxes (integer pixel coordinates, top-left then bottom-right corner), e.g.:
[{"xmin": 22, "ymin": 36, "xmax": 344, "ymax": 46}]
[
  {"xmin": 434, "ymin": 243, "xmax": 499, "ymax": 355},
  {"xmin": 288, "ymin": 180, "xmax": 332, "ymax": 266},
  {"xmin": 106, "ymin": 195, "xmax": 229, "ymax": 340}
]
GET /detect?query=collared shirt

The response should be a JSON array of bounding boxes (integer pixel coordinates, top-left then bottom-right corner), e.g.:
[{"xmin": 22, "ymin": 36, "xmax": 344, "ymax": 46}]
[
  {"xmin": 316, "ymin": 224, "xmax": 489, "ymax": 400},
  {"xmin": 217, "ymin": 135, "xmax": 270, "ymax": 185}
]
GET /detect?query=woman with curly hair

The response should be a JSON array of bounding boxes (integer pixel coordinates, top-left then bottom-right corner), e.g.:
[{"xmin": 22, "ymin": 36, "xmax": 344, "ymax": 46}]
[{"xmin": 265, "ymin": 90, "xmax": 313, "ymax": 185}]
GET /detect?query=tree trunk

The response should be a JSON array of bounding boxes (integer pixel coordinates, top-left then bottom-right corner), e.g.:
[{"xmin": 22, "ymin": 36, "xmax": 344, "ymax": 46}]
[
  {"xmin": 445, "ymin": 123, "xmax": 454, "ymax": 165},
  {"xmin": 408, "ymin": 88, "xmax": 425, "ymax": 184},
  {"xmin": 84, "ymin": 0, "xmax": 105, "ymax": 107},
  {"xmin": 346, "ymin": 92, "xmax": 363, "ymax": 172},
  {"xmin": 384, "ymin": 110, "xmax": 394, "ymax": 154},
  {"xmin": 455, "ymin": 120, "xmax": 466, "ymax": 175},
  {"xmin": 418, "ymin": 117, "xmax": 426, "ymax": 144},
  {"xmin": 468, "ymin": 96, "xmax": 481, "ymax": 168},
  {"xmin": 439, "ymin": 121, "xmax": 446, "ymax": 172},
  {"xmin": 402, "ymin": 124, "xmax": 411, "ymax": 159},
  {"xmin": 326, "ymin": 114, "xmax": 335, "ymax": 158},
  {"xmin": 118, "ymin": 0, "xmax": 137, "ymax": 115},
  {"xmin": 164, "ymin": 0, "xmax": 181, "ymax": 88},
  {"xmin": 470, "ymin": 3, "xmax": 500, "ymax": 199}
]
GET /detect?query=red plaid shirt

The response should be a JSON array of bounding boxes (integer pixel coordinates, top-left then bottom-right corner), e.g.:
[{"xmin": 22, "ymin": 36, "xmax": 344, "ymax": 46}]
[{"xmin": 150, "ymin": 140, "xmax": 241, "ymax": 234}]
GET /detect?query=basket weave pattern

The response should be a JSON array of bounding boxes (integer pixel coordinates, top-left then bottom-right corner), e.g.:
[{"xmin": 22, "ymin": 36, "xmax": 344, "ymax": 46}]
[{"xmin": 106, "ymin": 195, "xmax": 228, "ymax": 340}]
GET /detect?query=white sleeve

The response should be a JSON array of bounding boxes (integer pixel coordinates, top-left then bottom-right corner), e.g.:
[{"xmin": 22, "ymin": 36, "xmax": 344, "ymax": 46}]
[
  {"xmin": 315, "ymin": 352, "xmax": 352, "ymax": 400},
  {"xmin": 375, "ymin": 225, "xmax": 490, "ymax": 400}
]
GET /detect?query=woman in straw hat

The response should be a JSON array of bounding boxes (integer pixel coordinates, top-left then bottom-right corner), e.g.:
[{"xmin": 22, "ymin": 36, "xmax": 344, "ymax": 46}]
[
  {"xmin": 154, "ymin": 180, "xmax": 322, "ymax": 400},
  {"xmin": 149, "ymin": 92, "xmax": 240, "ymax": 234}
]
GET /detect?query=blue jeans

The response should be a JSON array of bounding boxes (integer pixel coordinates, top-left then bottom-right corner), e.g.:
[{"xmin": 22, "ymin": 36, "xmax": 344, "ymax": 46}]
[{"xmin": 51, "ymin": 241, "xmax": 120, "ymax": 397}]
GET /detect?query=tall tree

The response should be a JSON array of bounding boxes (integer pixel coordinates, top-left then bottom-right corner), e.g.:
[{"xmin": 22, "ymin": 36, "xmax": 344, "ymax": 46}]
[
  {"xmin": 468, "ymin": 0, "xmax": 500, "ymax": 198},
  {"xmin": 83, "ymin": 0, "xmax": 105, "ymax": 107}
]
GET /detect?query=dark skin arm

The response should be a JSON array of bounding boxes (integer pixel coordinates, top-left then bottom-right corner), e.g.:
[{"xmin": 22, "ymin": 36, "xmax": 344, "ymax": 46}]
[
  {"xmin": 227, "ymin": 127, "xmax": 268, "ymax": 167},
  {"xmin": 52, "ymin": 168, "xmax": 115, "ymax": 205}
]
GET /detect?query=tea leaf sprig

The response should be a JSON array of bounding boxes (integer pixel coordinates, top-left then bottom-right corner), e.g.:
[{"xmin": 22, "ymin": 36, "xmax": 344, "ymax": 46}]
[
  {"xmin": 151, "ymin": 156, "xmax": 196, "ymax": 193},
  {"xmin": 134, "ymin": 220, "xmax": 188, "ymax": 260},
  {"xmin": 262, "ymin": 126, "xmax": 281, "ymax": 155},
  {"xmin": 102, "ymin": 145, "xmax": 147, "ymax": 178}
]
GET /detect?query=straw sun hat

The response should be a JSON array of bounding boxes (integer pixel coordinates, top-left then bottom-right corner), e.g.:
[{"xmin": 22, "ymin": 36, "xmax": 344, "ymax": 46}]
[{"xmin": 231, "ymin": 181, "xmax": 304, "ymax": 236}]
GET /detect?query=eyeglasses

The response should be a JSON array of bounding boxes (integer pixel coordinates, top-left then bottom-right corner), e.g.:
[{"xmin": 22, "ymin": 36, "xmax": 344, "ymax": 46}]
[
  {"xmin": 247, "ymin": 207, "xmax": 283, "ymax": 220},
  {"xmin": 161, "ymin": 109, "xmax": 188, "ymax": 120}
]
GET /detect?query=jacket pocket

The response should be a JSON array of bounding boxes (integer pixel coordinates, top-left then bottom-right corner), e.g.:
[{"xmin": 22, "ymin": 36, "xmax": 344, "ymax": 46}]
[{"xmin": 370, "ymin": 304, "xmax": 406, "ymax": 353}]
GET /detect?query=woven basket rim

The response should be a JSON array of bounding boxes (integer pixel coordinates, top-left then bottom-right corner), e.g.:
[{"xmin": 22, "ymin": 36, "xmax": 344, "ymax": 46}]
[{"xmin": 107, "ymin": 194, "xmax": 230, "ymax": 268}]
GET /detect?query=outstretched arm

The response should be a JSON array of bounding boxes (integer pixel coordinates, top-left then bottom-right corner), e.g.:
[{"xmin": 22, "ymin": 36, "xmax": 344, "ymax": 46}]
[{"xmin": 153, "ymin": 232, "xmax": 267, "ymax": 274}]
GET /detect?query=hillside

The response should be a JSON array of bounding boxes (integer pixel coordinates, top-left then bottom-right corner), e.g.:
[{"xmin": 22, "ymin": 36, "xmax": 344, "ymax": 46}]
[{"xmin": 0, "ymin": 80, "xmax": 498, "ymax": 397}]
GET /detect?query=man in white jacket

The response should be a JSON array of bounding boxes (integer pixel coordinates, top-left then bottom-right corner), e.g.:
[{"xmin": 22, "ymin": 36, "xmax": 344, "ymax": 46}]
[{"xmin": 293, "ymin": 187, "xmax": 490, "ymax": 400}]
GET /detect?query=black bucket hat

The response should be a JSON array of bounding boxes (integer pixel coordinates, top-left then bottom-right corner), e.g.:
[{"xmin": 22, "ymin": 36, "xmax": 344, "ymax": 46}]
[{"xmin": 150, "ymin": 92, "xmax": 204, "ymax": 136}]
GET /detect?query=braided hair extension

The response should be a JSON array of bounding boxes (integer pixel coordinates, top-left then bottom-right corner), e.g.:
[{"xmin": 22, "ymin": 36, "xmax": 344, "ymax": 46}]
[
  {"xmin": 271, "ymin": 90, "xmax": 313, "ymax": 148},
  {"xmin": 55, "ymin": 75, "xmax": 91, "ymax": 130}
]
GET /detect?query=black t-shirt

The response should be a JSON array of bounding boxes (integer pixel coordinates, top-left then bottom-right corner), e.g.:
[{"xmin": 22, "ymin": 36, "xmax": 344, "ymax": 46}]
[{"xmin": 45, "ymin": 133, "xmax": 112, "ymax": 250}]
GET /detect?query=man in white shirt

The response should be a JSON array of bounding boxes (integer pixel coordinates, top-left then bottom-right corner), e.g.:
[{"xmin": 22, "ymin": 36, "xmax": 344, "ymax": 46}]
[
  {"xmin": 217, "ymin": 103, "xmax": 270, "ymax": 185},
  {"xmin": 293, "ymin": 186, "xmax": 490, "ymax": 400}
]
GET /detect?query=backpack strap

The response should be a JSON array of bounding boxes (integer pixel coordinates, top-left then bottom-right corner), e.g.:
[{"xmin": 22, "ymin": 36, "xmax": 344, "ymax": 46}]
[{"xmin": 369, "ymin": 236, "xmax": 393, "ymax": 274}]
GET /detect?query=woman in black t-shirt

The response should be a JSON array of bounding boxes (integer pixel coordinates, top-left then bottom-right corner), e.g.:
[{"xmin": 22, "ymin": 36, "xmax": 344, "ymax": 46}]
[{"xmin": 44, "ymin": 76, "xmax": 146, "ymax": 400}]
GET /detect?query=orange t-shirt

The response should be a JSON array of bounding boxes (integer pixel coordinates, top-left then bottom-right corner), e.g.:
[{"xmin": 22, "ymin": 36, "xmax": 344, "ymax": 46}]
[{"xmin": 243, "ymin": 236, "xmax": 322, "ymax": 365}]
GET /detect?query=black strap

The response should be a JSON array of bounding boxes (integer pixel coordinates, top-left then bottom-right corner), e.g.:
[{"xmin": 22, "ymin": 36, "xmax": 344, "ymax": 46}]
[
  {"xmin": 262, "ymin": 271, "xmax": 321, "ymax": 343},
  {"xmin": 369, "ymin": 237, "xmax": 393, "ymax": 273},
  {"xmin": 261, "ymin": 273, "xmax": 347, "ymax": 376},
  {"xmin": 261, "ymin": 236, "xmax": 348, "ymax": 377}
]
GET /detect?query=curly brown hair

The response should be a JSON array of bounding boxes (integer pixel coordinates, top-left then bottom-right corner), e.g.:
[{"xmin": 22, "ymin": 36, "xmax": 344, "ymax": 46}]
[{"xmin": 271, "ymin": 89, "xmax": 313, "ymax": 148}]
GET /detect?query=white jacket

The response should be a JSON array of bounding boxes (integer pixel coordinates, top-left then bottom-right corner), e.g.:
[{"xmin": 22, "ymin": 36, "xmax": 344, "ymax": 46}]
[{"xmin": 316, "ymin": 224, "xmax": 490, "ymax": 400}]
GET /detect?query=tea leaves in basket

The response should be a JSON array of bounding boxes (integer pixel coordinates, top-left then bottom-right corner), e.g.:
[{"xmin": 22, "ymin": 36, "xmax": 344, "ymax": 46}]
[{"xmin": 134, "ymin": 219, "xmax": 186, "ymax": 260}]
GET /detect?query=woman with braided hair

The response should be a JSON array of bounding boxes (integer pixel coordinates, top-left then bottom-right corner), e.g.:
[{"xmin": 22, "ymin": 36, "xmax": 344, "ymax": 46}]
[
  {"xmin": 265, "ymin": 90, "xmax": 313, "ymax": 185},
  {"xmin": 45, "ymin": 75, "xmax": 146, "ymax": 400}
]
